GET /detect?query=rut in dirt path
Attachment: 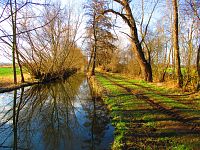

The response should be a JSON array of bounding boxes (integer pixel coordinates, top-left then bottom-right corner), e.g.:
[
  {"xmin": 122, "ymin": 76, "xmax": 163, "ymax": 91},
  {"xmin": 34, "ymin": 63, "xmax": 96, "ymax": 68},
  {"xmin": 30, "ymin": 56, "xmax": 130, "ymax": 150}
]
[
  {"xmin": 100, "ymin": 73, "xmax": 200, "ymax": 132},
  {"xmin": 107, "ymin": 74, "xmax": 200, "ymax": 109}
]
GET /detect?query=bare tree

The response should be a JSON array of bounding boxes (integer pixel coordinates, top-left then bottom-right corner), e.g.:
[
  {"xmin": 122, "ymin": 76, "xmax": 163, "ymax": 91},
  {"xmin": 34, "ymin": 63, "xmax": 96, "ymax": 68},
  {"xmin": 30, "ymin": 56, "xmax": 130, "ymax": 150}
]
[
  {"xmin": 85, "ymin": 0, "xmax": 117, "ymax": 75},
  {"xmin": 0, "ymin": 0, "xmax": 50, "ymax": 84},
  {"xmin": 19, "ymin": 3, "xmax": 85, "ymax": 81},
  {"xmin": 104, "ymin": 0, "xmax": 156, "ymax": 82},
  {"xmin": 184, "ymin": 0, "xmax": 200, "ymax": 90},
  {"xmin": 91, "ymin": 4, "xmax": 98, "ymax": 76}
]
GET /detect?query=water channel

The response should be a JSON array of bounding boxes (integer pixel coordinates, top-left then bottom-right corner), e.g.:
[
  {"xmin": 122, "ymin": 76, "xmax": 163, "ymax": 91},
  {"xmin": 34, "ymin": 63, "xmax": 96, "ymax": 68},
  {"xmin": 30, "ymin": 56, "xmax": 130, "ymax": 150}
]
[{"xmin": 0, "ymin": 74, "xmax": 114, "ymax": 150}]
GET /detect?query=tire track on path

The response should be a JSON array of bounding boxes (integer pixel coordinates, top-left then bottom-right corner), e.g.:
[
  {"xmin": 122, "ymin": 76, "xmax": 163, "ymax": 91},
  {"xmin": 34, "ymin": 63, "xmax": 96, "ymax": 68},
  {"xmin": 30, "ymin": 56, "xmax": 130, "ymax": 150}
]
[
  {"xmin": 100, "ymin": 73, "xmax": 200, "ymax": 132},
  {"xmin": 109, "ymin": 74, "xmax": 200, "ymax": 109}
]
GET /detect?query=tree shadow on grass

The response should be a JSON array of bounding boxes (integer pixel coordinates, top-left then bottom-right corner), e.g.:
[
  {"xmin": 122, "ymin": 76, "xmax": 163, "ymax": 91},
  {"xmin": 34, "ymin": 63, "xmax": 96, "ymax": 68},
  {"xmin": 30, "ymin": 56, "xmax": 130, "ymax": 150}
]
[{"xmin": 112, "ymin": 107, "xmax": 200, "ymax": 149}]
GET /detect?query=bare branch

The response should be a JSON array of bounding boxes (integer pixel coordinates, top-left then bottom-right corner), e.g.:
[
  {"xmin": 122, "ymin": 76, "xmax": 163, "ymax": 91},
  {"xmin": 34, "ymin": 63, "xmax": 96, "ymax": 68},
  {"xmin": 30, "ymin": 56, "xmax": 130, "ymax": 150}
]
[
  {"xmin": 140, "ymin": 0, "xmax": 159, "ymax": 44},
  {"xmin": 0, "ymin": 1, "xmax": 51, "ymax": 24},
  {"xmin": 104, "ymin": 9, "xmax": 132, "ymax": 28},
  {"xmin": 119, "ymin": 31, "xmax": 132, "ymax": 40},
  {"xmin": 113, "ymin": 0, "xmax": 125, "ymax": 6},
  {"xmin": 0, "ymin": 0, "xmax": 9, "ymax": 19},
  {"xmin": 0, "ymin": 11, "xmax": 59, "ymax": 38}
]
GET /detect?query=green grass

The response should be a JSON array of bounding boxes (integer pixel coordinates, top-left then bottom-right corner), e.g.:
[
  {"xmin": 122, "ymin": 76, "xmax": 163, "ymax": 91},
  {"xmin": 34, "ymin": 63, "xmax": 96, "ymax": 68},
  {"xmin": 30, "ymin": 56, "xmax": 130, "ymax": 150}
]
[
  {"xmin": 0, "ymin": 67, "xmax": 20, "ymax": 77},
  {"xmin": 94, "ymin": 73, "xmax": 200, "ymax": 150},
  {"xmin": 165, "ymin": 67, "xmax": 197, "ymax": 76}
]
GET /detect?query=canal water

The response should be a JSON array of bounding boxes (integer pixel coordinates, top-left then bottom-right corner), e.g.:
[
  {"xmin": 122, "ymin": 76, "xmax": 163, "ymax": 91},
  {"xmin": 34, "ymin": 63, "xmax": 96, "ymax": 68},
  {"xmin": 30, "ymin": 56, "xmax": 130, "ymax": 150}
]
[{"xmin": 0, "ymin": 74, "xmax": 114, "ymax": 150}]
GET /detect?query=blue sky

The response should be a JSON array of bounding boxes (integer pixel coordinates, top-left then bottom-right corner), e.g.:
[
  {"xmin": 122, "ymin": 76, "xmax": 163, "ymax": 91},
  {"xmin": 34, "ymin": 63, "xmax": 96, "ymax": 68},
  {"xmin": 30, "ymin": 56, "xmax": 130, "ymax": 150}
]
[
  {"xmin": 0, "ymin": 0, "xmax": 87, "ymax": 63},
  {"xmin": 0, "ymin": 0, "xmax": 166, "ymax": 63}
]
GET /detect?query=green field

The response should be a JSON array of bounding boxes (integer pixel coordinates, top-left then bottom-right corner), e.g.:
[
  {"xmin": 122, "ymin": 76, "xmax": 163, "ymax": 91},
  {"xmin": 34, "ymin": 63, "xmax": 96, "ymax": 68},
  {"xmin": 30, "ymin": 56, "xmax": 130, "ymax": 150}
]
[
  {"xmin": 0, "ymin": 67, "xmax": 20, "ymax": 77},
  {"xmin": 166, "ymin": 67, "xmax": 196, "ymax": 75}
]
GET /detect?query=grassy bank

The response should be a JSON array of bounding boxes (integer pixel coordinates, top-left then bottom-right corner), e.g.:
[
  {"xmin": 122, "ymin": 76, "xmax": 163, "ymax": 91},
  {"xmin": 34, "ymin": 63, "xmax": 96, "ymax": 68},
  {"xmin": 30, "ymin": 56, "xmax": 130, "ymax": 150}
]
[
  {"xmin": 0, "ymin": 66, "xmax": 81, "ymax": 92},
  {"xmin": 0, "ymin": 66, "xmax": 31, "ymax": 88},
  {"xmin": 93, "ymin": 72, "xmax": 200, "ymax": 149}
]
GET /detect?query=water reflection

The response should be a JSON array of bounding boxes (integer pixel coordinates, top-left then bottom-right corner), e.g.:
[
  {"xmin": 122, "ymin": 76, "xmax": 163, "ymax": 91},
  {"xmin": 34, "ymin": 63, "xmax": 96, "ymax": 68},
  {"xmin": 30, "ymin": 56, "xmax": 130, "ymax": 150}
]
[{"xmin": 0, "ymin": 74, "xmax": 114, "ymax": 150}]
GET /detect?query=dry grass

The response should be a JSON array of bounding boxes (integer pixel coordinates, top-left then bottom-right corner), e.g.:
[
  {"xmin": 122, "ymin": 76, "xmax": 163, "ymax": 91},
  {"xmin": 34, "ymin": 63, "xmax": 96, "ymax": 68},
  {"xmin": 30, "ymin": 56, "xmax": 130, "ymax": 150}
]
[
  {"xmin": 0, "ymin": 65, "xmax": 32, "ymax": 88},
  {"xmin": 0, "ymin": 73, "xmax": 31, "ymax": 88}
]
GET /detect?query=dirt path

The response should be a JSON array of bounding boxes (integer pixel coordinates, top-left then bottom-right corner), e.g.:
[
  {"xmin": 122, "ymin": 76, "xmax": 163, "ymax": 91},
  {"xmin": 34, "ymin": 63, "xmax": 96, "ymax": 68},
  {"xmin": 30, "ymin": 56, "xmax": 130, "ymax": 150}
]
[
  {"xmin": 96, "ymin": 73, "xmax": 200, "ymax": 149},
  {"xmin": 102, "ymin": 74, "xmax": 200, "ymax": 130},
  {"xmin": 107, "ymin": 73, "xmax": 200, "ymax": 109}
]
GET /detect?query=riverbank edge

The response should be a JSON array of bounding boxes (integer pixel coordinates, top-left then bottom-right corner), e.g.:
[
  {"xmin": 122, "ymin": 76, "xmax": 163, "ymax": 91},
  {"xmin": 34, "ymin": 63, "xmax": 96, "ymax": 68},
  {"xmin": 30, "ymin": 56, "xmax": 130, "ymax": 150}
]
[
  {"xmin": 0, "ymin": 71, "xmax": 79, "ymax": 93},
  {"xmin": 87, "ymin": 75, "xmax": 124, "ymax": 150},
  {"xmin": 0, "ymin": 81, "xmax": 40, "ymax": 93}
]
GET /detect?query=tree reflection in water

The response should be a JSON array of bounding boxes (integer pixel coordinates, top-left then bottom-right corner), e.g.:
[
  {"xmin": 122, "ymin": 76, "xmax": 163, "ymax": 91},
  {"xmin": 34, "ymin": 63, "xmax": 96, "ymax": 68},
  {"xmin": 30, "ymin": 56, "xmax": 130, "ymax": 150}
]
[{"xmin": 0, "ymin": 74, "xmax": 114, "ymax": 150}]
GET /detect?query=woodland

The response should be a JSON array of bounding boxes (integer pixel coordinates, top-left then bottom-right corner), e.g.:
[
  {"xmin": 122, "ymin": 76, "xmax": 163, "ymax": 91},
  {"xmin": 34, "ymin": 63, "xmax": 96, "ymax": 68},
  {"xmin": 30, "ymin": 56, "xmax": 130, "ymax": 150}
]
[
  {"xmin": 0, "ymin": 0, "xmax": 200, "ymax": 149},
  {"xmin": 0, "ymin": 0, "xmax": 199, "ymax": 91}
]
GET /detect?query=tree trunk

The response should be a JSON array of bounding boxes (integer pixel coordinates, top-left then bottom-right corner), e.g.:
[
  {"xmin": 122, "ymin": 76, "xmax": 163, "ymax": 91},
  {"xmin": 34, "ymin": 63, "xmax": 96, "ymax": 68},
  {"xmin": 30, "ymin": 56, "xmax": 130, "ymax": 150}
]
[
  {"xmin": 16, "ymin": 50, "xmax": 24, "ymax": 83},
  {"xmin": 172, "ymin": 0, "xmax": 183, "ymax": 88},
  {"xmin": 197, "ymin": 44, "xmax": 200, "ymax": 90},
  {"xmin": 124, "ymin": 1, "xmax": 152, "ymax": 82},
  {"xmin": 87, "ymin": 47, "xmax": 94, "ymax": 72},
  {"xmin": 91, "ymin": 10, "xmax": 97, "ymax": 76},
  {"xmin": 91, "ymin": 45, "xmax": 97, "ymax": 76},
  {"xmin": 130, "ymin": 40, "xmax": 152, "ymax": 82},
  {"xmin": 104, "ymin": 0, "xmax": 153, "ymax": 82},
  {"xmin": 12, "ymin": 0, "xmax": 24, "ymax": 83},
  {"xmin": 10, "ymin": 0, "xmax": 17, "ymax": 84},
  {"xmin": 12, "ymin": 45, "xmax": 17, "ymax": 84},
  {"xmin": 160, "ymin": 46, "xmax": 172, "ymax": 82}
]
